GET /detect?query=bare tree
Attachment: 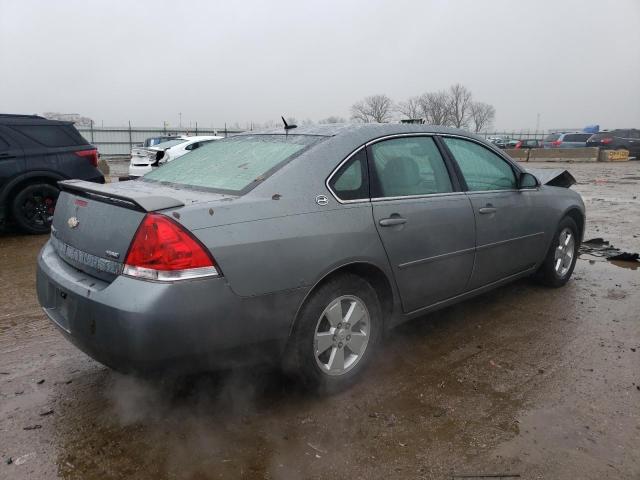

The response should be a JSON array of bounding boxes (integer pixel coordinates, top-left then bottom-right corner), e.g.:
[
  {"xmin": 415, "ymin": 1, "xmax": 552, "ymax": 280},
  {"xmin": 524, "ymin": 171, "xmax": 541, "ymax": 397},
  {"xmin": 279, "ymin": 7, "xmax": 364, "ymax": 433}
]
[
  {"xmin": 396, "ymin": 96, "xmax": 422, "ymax": 120},
  {"xmin": 351, "ymin": 94, "xmax": 394, "ymax": 123},
  {"xmin": 419, "ymin": 91, "xmax": 451, "ymax": 126},
  {"xmin": 447, "ymin": 84, "xmax": 473, "ymax": 128},
  {"xmin": 469, "ymin": 102, "xmax": 496, "ymax": 133},
  {"xmin": 319, "ymin": 116, "xmax": 346, "ymax": 124}
]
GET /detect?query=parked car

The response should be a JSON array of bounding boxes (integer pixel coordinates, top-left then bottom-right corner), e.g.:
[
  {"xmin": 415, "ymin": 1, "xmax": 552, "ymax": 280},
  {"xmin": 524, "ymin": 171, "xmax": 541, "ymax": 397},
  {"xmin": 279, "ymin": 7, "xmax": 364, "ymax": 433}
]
[
  {"xmin": 515, "ymin": 139, "xmax": 543, "ymax": 149},
  {"xmin": 37, "ymin": 124, "xmax": 585, "ymax": 391},
  {"xmin": 586, "ymin": 129, "xmax": 640, "ymax": 158},
  {"xmin": 0, "ymin": 114, "xmax": 104, "ymax": 234},
  {"xmin": 486, "ymin": 136, "xmax": 511, "ymax": 149},
  {"xmin": 543, "ymin": 132, "xmax": 592, "ymax": 148},
  {"xmin": 143, "ymin": 135, "xmax": 181, "ymax": 147},
  {"xmin": 128, "ymin": 135, "xmax": 222, "ymax": 178}
]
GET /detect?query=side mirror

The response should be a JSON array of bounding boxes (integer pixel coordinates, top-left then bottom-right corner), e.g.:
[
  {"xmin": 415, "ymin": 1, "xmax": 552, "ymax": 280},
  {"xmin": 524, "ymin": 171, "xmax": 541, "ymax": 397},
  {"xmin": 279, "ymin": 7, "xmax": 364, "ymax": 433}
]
[{"xmin": 518, "ymin": 172, "xmax": 539, "ymax": 189}]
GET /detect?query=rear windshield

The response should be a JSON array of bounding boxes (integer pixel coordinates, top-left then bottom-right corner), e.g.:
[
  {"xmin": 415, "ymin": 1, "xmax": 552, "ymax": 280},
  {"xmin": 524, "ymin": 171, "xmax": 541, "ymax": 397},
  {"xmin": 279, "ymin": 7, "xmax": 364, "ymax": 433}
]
[
  {"xmin": 563, "ymin": 133, "xmax": 591, "ymax": 142},
  {"xmin": 142, "ymin": 134, "xmax": 321, "ymax": 193},
  {"xmin": 152, "ymin": 139, "xmax": 187, "ymax": 149},
  {"xmin": 10, "ymin": 124, "xmax": 86, "ymax": 147},
  {"xmin": 544, "ymin": 134, "xmax": 561, "ymax": 142},
  {"xmin": 145, "ymin": 136, "xmax": 179, "ymax": 147}
]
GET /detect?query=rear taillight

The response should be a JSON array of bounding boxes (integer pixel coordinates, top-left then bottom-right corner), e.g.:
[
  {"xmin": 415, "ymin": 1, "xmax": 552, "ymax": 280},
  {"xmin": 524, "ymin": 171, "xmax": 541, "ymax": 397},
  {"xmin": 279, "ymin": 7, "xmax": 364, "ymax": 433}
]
[
  {"xmin": 600, "ymin": 137, "xmax": 613, "ymax": 145},
  {"xmin": 551, "ymin": 140, "xmax": 562, "ymax": 147},
  {"xmin": 75, "ymin": 148, "xmax": 98, "ymax": 167},
  {"xmin": 123, "ymin": 213, "xmax": 219, "ymax": 281}
]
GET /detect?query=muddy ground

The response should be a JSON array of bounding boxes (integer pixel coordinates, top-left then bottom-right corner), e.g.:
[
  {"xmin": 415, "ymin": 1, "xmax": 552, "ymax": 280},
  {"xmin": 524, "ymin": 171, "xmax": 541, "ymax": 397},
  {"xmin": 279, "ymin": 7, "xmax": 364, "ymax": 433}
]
[{"xmin": 1, "ymin": 161, "xmax": 639, "ymax": 479}]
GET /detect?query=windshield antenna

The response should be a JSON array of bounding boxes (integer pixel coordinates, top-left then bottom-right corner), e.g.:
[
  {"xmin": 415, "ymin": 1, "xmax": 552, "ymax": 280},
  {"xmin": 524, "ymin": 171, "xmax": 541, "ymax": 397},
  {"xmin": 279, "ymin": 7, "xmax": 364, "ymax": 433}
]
[{"xmin": 281, "ymin": 116, "xmax": 297, "ymax": 131}]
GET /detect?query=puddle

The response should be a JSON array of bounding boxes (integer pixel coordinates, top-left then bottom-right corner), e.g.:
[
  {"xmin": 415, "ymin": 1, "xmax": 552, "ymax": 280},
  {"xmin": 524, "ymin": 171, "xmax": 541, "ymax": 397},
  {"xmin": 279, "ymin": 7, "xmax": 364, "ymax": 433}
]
[{"xmin": 608, "ymin": 259, "xmax": 639, "ymax": 270}]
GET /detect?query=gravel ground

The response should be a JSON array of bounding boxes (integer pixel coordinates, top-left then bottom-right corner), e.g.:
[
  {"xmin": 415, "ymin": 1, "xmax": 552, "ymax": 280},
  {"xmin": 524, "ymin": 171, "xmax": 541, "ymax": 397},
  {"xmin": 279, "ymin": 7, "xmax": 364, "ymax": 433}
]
[{"xmin": 1, "ymin": 160, "xmax": 639, "ymax": 479}]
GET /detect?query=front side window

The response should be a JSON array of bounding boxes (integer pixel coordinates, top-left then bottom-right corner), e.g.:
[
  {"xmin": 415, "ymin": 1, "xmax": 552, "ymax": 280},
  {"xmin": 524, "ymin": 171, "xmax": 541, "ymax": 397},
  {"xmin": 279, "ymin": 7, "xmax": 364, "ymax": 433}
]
[
  {"xmin": 144, "ymin": 134, "xmax": 320, "ymax": 193},
  {"xmin": 329, "ymin": 149, "xmax": 368, "ymax": 201},
  {"xmin": 443, "ymin": 137, "xmax": 516, "ymax": 191},
  {"xmin": 370, "ymin": 136, "xmax": 453, "ymax": 198}
]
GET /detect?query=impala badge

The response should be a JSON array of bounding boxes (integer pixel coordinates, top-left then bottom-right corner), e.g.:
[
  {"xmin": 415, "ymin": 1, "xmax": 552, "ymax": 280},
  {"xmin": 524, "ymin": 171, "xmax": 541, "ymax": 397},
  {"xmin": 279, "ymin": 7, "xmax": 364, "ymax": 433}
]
[
  {"xmin": 105, "ymin": 250, "xmax": 120, "ymax": 259},
  {"xmin": 67, "ymin": 216, "xmax": 80, "ymax": 229}
]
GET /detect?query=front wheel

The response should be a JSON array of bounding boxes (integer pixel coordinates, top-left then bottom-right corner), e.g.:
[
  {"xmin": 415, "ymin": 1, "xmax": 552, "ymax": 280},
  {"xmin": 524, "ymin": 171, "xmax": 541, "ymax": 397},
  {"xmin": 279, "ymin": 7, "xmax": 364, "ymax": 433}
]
[
  {"xmin": 11, "ymin": 183, "xmax": 59, "ymax": 234},
  {"xmin": 284, "ymin": 274, "xmax": 383, "ymax": 392},
  {"xmin": 535, "ymin": 216, "xmax": 580, "ymax": 287}
]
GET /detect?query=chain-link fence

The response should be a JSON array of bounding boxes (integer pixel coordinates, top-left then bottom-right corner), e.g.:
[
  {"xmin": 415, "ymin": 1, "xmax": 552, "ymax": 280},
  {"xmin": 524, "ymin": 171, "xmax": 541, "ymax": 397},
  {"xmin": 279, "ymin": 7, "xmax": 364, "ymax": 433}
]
[
  {"xmin": 80, "ymin": 123, "xmax": 551, "ymax": 157},
  {"xmin": 77, "ymin": 123, "xmax": 244, "ymax": 157}
]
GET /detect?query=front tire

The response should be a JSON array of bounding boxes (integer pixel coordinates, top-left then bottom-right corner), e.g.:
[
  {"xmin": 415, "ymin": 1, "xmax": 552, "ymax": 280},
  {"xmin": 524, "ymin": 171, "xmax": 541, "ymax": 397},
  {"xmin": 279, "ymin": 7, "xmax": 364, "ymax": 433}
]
[
  {"xmin": 285, "ymin": 274, "xmax": 383, "ymax": 392},
  {"xmin": 11, "ymin": 183, "xmax": 59, "ymax": 234},
  {"xmin": 536, "ymin": 216, "xmax": 580, "ymax": 287}
]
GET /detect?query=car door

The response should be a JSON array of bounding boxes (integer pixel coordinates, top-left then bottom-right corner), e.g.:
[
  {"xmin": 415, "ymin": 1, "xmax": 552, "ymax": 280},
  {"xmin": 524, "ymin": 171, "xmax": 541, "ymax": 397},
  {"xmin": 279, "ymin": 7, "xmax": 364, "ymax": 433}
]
[
  {"xmin": 368, "ymin": 135, "xmax": 475, "ymax": 313},
  {"xmin": 441, "ymin": 136, "xmax": 547, "ymax": 289},
  {"xmin": 0, "ymin": 126, "xmax": 25, "ymax": 190}
]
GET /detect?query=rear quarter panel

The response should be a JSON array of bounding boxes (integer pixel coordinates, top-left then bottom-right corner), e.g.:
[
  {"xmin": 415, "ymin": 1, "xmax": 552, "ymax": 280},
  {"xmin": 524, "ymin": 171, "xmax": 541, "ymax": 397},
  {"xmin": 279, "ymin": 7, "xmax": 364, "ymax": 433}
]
[{"xmin": 193, "ymin": 202, "xmax": 392, "ymax": 298}]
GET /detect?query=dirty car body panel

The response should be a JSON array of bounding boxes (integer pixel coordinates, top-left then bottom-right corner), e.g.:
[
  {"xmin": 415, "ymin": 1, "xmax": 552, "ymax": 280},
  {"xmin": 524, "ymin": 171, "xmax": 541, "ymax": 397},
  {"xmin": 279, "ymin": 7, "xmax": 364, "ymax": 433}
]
[{"xmin": 36, "ymin": 124, "xmax": 585, "ymax": 373}]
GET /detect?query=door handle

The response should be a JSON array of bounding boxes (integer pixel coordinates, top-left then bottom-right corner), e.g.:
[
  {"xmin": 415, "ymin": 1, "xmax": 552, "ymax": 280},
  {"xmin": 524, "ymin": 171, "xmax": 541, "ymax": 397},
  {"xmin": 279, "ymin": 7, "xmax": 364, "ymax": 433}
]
[
  {"xmin": 478, "ymin": 207, "xmax": 497, "ymax": 214},
  {"xmin": 379, "ymin": 216, "xmax": 407, "ymax": 227}
]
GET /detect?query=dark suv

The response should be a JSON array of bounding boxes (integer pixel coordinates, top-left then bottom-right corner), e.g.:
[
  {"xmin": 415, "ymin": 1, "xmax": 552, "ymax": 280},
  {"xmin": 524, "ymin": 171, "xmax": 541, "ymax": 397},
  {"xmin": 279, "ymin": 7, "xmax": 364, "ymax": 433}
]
[
  {"xmin": 586, "ymin": 129, "xmax": 640, "ymax": 158},
  {"xmin": 0, "ymin": 114, "xmax": 104, "ymax": 234}
]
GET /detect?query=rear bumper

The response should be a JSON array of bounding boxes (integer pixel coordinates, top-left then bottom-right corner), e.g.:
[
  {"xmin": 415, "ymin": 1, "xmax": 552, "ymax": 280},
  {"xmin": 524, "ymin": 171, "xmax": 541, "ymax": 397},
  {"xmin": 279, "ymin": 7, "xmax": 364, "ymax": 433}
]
[{"xmin": 36, "ymin": 241, "xmax": 305, "ymax": 373}]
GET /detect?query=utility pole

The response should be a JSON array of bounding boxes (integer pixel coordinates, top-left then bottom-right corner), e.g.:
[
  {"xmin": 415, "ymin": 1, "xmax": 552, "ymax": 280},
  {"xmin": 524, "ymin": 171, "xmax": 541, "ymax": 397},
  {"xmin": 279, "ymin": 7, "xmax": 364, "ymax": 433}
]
[{"xmin": 179, "ymin": 112, "xmax": 182, "ymax": 128}]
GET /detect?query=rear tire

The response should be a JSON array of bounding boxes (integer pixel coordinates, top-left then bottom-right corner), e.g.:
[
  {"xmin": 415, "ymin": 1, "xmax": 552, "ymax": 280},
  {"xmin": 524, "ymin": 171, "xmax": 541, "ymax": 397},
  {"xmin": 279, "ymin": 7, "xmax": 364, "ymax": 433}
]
[
  {"xmin": 11, "ymin": 183, "xmax": 59, "ymax": 234},
  {"xmin": 535, "ymin": 216, "xmax": 580, "ymax": 288},
  {"xmin": 284, "ymin": 274, "xmax": 383, "ymax": 393}
]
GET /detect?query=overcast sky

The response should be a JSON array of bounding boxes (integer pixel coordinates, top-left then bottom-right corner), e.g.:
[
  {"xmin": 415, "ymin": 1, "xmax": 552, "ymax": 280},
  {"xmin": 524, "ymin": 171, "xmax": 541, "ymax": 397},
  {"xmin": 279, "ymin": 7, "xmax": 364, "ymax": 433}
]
[{"xmin": 1, "ymin": 0, "xmax": 639, "ymax": 131}]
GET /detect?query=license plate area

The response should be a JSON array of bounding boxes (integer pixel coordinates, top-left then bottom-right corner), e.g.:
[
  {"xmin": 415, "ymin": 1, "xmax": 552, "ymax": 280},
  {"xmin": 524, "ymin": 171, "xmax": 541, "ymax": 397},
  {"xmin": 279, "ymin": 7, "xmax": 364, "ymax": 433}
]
[{"xmin": 47, "ymin": 286, "xmax": 76, "ymax": 333}]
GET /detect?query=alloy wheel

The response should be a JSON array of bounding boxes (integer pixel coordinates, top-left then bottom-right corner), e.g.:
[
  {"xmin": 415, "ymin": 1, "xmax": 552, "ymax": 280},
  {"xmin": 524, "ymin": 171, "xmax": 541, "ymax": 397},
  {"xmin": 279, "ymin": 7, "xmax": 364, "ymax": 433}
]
[
  {"xmin": 314, "ymin": 295, "xmax": 370, "ymax": 376},
  {"xmin": 554, "ymin": 227, "xmax": 575, "ymax": 278}
]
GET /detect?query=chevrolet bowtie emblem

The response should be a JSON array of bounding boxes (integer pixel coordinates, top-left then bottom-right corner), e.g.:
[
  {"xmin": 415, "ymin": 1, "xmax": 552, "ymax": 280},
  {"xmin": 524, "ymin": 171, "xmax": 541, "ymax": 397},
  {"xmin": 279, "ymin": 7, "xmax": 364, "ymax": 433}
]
[{"xmin": 67, "ymin": 216, "xmax": 80, "ymax": 229}]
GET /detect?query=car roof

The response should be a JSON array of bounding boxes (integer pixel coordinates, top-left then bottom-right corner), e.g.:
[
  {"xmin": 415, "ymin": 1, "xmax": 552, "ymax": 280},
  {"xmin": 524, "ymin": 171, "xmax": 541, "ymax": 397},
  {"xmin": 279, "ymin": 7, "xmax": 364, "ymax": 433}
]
[
  {"xmin": 239, "ymin": 122, "xmax": 474, "ymax": 140},
  {"xmin": 0, "ymin": 113, "xmax": 73, "ymax": 126},
  {"xmin": 183, "ymin": 135, "xmax": 223, "ymax": 141}
]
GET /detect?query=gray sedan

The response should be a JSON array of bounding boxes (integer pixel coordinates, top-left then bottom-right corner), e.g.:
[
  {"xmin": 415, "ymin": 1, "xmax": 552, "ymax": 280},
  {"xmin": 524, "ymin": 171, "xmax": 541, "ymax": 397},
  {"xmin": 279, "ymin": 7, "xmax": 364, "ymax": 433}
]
[{"xmin": 36, "ymin": 124, "xmax": 585, "ymax": 391}]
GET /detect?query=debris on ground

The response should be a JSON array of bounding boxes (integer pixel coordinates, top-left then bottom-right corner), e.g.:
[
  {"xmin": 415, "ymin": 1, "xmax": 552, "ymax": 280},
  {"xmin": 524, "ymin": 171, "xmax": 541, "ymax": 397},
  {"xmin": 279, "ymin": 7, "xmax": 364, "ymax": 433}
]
[
  {"xmin": 39, "ymin": 409, "xmax": 54, "ymax": 416},
  {"xmin": 36, "ymin": 379, "xmax": 45, "ymax": 385},
  {"xmin": 580, "ymin": 238, "xmax": 640, "ymax": 262},
  {"xmin": 23, "ymin": 424, "xmax": 42, "ymax": 431},
  {"xmin": 13, "ymin": 452, "xmax": 36, "ymax": 466}
]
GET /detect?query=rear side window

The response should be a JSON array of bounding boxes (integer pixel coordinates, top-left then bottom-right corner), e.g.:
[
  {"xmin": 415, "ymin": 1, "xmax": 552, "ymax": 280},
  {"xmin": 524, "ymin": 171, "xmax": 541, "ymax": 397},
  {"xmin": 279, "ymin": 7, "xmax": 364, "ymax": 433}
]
[
  {"xmin": 563, "ymin": 134, "xmax": 590, "ymax": 142},
  {"xmin": 443, "ymin": 137, "xmax": 516, "ymax": 191},
  {"xmin": 143, "ymin": 134, "xmax": 320, "ymax": 193},
  {"xmin": 10, "ymin": 124, "xmax": 84, "ymax": 147},
  {"xmin": 329, "ymin": 149, "xmax": 368, "ymax": 201},
  {"xmin": 370, "ymin": 136, "xmax": 453, "ymax": 197},
  {"xmin": 544, "ymin": 134, "xmax": 561, "ymax": 142}
]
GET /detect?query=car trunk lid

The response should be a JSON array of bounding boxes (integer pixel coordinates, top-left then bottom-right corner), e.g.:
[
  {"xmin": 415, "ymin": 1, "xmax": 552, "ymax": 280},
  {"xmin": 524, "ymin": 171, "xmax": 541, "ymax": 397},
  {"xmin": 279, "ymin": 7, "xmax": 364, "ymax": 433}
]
[{"xmin": 51, "ymin": 179, "xmax": 232, "ymax": 281}]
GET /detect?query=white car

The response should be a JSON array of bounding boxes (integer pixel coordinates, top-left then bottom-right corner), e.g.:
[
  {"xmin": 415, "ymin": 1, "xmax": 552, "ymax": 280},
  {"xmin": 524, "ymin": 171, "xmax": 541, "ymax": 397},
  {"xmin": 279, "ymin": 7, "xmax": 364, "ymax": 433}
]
[{"xmin": 128, "ymin": 135, "xmax": 222, "ymax": 178}]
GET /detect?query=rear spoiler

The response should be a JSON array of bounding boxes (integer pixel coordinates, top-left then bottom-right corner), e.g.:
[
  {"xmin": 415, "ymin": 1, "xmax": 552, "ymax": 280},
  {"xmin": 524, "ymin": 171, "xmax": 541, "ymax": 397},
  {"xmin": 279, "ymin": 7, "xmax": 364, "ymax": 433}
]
[
  {"xmin": 526, "ymin": 168, "xmax": 577, "ymax": 188},
  {"xmin": 58, "ymin": 179, "xmax": 185, "ymax": 212}
]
